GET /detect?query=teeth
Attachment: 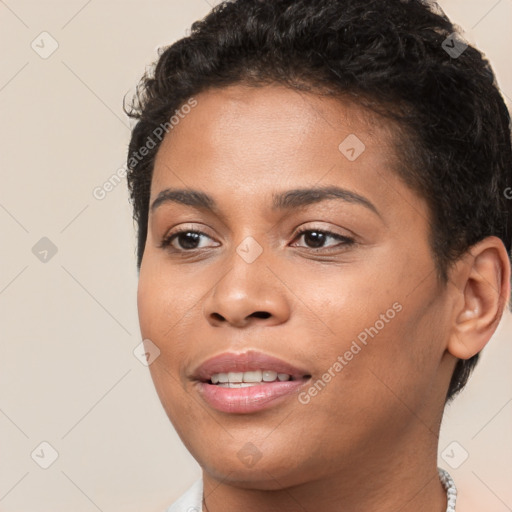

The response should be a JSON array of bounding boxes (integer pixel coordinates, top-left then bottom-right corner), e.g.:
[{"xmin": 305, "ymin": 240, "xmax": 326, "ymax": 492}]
[
  {"xmin": 262, "ymin": 370, "xmax": 277, "ymax": 382},
  {"xmin": 217, "ymin": 382, "xmax": 259, "ymax": 388},
  {"xmin": 244, "ymin": 370, "xmax": 263, "ymax": 382},
  {"xmin": 228, "ymin": 372, "xmax": 244, "ymax": 383},
  {"xmin": 209, "ymin": 370, "xmax": 292, "ymax": 385},
  {"xmin": 217, "ymin": 373, "xmax": 229, "ymax": 383}
]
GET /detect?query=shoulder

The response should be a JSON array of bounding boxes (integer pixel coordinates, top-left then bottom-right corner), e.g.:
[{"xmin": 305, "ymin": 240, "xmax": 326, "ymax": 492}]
[{"xmin": 164, "ymin": 478, "xmax": 203, "ymax": 512}]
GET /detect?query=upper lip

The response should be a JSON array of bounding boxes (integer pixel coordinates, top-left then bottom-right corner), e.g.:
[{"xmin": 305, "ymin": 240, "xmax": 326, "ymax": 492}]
[{"xmin": 192, "ymin": 350, "xmax": 311, "ymax": 382}]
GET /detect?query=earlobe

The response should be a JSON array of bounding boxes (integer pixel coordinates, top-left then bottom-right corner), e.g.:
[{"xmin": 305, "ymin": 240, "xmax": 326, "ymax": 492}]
[{"xmin": 447, "ymin": 236, "xmax": 511, "ymax": 360}]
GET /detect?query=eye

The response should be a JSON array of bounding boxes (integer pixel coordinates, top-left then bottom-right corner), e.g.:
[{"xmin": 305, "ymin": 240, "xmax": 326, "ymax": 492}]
[
  {"xmin": 291, "ymin": 227, "xmax": 355, "ymax": 250},
  {"xmin": 159, "ymin": 228, "xmax": 219, "ymax": 251},
  {"xmin": 159, "ymin": 226, "xmax": 355, "ymax": 253}
]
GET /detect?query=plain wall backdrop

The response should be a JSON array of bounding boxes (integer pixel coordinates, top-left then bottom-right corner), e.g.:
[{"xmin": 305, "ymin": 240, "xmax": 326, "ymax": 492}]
[{"xmin": 0, "ymin": 1, "xmax": 511, "ymax": 510}]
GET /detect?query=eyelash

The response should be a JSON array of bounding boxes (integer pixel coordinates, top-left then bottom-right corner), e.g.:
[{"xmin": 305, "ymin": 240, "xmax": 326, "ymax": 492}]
[
  {"xmin": 159, "ymin": 226, "xmax": 356, "ymax": 252},
  {"xmin": 292, "ymin": 227, "xmax": 355, "ymax": 250}
]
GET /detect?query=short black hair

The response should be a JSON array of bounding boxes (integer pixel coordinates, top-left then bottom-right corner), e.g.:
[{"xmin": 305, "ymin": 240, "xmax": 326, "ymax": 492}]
[{"xmin": 125, "ymin": 0, "xmax": 512, "ymax": 403}]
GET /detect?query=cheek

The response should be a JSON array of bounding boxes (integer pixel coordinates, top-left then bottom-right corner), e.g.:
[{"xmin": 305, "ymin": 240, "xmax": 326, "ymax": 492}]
[
  {"xmin": 137, "ymin": 262, "xmax": 200, "ymax": 378},
  {"xmin": 136, "ymin": 277, "xmax": 153, "ymax": 339},
  {"xmin": 137, "ymin": 273, "xmax": 167, "ymax": 344},
  {"xmin": 137, "ymin": 273, "xmax": 194, "ymax": 430},
  {"xmin": 137, "ymin": 260, "xmax": 195, "ymax": 340},
  {"xmin": 137, "ymin": 269, "xmax": 188, "ymax": 401},
  {"xmin": 302, "ymin": 273, "xmax": 442, "ymax": 422}
]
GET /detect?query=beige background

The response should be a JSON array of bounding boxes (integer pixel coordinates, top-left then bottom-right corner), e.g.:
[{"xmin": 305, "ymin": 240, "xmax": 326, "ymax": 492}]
[{"xmin": 0, "ymin": 1, "xmax": 510, "ymax": 510}]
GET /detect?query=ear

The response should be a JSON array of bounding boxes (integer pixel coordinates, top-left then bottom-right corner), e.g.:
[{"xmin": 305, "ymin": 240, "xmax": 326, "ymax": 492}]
[{"xmin": 447, "ymin": 236, "xmax": 511, "ymax": 360}]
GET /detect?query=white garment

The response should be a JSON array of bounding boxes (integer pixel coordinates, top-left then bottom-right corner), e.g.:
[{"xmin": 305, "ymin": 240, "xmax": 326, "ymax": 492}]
[{"xmin": 164, "ymin": 478, "xmax": 203, "ymax": 512}]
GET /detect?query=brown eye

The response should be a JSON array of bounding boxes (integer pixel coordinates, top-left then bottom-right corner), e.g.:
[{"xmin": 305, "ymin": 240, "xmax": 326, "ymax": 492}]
[
  {"xmin": 172, "ymin": 232, "xmax": 202, "ymax": 250},
  {"xmin": 292, "ymin": 228, "xmax": 355, "ymax": 250},
  {"xmin": 302, "ymin": 231, "xmax": 327, "ymax": 248},
  {"xmin": 159, "ymin": 229, "xmax": 219, "ymax": 251}
]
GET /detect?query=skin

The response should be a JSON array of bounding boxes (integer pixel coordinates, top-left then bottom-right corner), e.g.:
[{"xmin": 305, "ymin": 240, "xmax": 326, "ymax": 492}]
[{"xmin": 137, "ymin": 84, "xmax": 510, "ymax": 512}]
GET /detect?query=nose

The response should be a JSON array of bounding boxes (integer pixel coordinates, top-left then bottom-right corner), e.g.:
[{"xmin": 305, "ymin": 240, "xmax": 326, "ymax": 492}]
[{"xmin": 202, "ymin": 249, "xmax": 291, "ymax": 328}]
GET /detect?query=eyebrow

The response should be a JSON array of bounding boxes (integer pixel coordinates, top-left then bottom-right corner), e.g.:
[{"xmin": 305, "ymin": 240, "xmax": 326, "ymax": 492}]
[{"xmin": 150, "ymin": 186, "xmax": 380, "ymax": 217}]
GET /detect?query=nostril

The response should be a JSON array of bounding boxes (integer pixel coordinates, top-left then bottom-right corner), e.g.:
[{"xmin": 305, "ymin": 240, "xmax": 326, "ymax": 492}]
[
  {"xmin": 251, "ymin": 311, "xmax": 271, "ymax": 319},
  {"xmin": 211, "ymin": 313, "xmax": 225, "ymax": 321}
]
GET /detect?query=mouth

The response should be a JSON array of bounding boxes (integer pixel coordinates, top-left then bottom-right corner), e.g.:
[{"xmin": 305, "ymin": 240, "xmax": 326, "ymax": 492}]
[
  {"xmin": 208, "ymin": 369, "xmax": 301, "ymax": 387},
  {"xmin": 192, "ymin": 350, "xmax": 312, "ymax": 414}
]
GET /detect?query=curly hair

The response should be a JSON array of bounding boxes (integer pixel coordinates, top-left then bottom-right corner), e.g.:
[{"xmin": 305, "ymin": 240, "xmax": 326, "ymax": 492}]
[{"xmin": 125, "ymin": 0, "xmax": 512, "ymax": 403}]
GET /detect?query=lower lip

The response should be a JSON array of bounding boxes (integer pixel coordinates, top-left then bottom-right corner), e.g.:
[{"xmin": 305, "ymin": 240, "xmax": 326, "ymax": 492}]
[{"xmin": 196, "ymin": 379, "xmax": 308, "ymax": 414}]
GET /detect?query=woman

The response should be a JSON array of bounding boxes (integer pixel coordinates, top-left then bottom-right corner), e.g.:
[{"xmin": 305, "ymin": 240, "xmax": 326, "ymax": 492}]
[{"xmin": 125, "ymin": 1, "xmax": 512, "ymax": 510}]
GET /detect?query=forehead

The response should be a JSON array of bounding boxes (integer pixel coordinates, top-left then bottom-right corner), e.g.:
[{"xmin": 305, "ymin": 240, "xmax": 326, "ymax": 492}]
[
  {"xmin": 150, "ymin": 84, "xmax": 432, "ymax": 233},
  {"xmin": 152, "ymin": 84, "xmax": 400, "ymax": 189}
]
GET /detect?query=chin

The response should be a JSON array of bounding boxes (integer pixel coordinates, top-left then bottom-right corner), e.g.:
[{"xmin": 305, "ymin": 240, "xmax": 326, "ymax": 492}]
[{"xmin": 197, "ymin": 444, "xmax": 322, "ymax": 490}]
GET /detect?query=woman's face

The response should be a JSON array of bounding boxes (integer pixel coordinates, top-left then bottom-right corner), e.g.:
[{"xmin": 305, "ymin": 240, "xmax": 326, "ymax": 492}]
[{"xmin": 137, "ymin": 84, "xmax": 457, "ymax": 487}]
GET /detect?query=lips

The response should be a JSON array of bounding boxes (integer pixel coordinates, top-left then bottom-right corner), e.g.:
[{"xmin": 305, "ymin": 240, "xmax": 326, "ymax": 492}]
[
  {"xmin": 192, "ymin": 350, "xmax": 312, "ymax": 414},
  {"xmin": 192, "ymin": 350, "xmax": 311, "ymax": 382}
]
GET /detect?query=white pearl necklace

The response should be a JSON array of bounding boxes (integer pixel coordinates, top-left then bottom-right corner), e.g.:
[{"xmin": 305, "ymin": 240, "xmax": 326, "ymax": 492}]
[{"xmin": 438, "ymin": 467, "xmax": 457, "ymax": 511}]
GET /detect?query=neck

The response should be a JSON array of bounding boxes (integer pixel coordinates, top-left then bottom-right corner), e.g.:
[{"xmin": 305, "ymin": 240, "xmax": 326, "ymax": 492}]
[{"xmin": 202, "ymin": 426, "xmax": 448, "ymax": 512}]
